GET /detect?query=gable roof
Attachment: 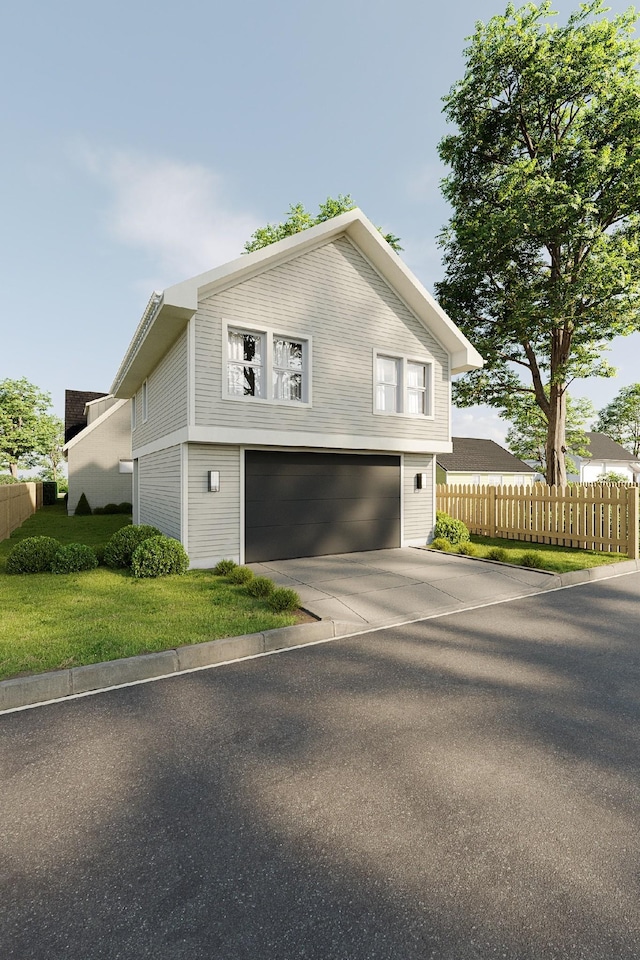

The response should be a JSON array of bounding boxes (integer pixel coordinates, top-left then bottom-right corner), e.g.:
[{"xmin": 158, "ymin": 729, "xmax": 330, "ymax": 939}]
[
  {"xmin": 63, "ymin": 398, "xmax": 128, "ymax": 452},
  {"xmin": 437, "ymin": 438, "xmax": 536, "ymax": 474},
  {"xmin": 110, "ymin": 208, "xmax": 483, "ymax": 397},
  {"xmin": 584, "ymin": 431, "xmax": 638, "ymax": 462},
  {"xmin": 64, "ymin": 389, "xmax": 108, "ymax": 444}
]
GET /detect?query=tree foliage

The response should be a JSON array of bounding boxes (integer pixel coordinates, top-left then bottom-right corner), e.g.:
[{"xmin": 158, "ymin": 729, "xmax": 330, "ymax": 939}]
[
  {"xmin": 505, "ymin": 392, "xmax": 594, "ymax": 476},
  {"xmin": 243, "ymin": 195, "xmax": 402, "ymax": 253},
  {"xmin": 436, "ymin": 1, "xmax": 640, "ymax": 485},
  {"xmin": 595, "ymin": 383, "xmax": 640, "ymax": 456},
  {"xmin": 0, "ymin": 378, "xmax": 59, "ymax": 478}
]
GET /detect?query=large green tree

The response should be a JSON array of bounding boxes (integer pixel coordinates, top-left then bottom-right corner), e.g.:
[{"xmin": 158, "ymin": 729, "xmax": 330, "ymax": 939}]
[
  {"xmin": 35, "ymin": 414, "xmax": 65, "ymax": 483},
  {"xmin": 505, "ymin": 393, "xmax": 594, "ymax": 476},
  {"xmin": 436, "ymin": 1, "xmax": 640, "ymax": 486},
  {"xmin": 244, "ymin": 195, "xmax": 402, "ymax": 253},
  {"xmin": 595, "ymin": 383, "xmax": 640, "ymax": 456},
  {"xmin": 0, "ymin": 378, "xmax": 58, "ymax": 478}
]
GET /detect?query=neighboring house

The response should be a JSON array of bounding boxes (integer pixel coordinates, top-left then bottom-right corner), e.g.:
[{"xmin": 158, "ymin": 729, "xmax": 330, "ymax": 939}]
[
  {"xmin": 574, "ymin": 432, "xmax": 640, "ymax": 483},
  {"xmin": 436, "ymin": 438, "xmax": 538, "ymax": 486},
  {"xmin": 64, "ymin": 392, "xmax": 133, "ymax": 514},
  {"xmin": 110, "ymin": 208, "xmax": 483, "ymax": 566}
]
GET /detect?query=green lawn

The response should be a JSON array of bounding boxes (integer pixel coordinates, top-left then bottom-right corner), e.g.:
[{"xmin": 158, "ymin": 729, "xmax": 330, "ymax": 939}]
[
  {"xmin": 0, "ymin": 504, "xmax": 299, "ymax": 681},
  {"xmin": 435, "ymin": 534, "xmax": 630, "ymax": 573}
]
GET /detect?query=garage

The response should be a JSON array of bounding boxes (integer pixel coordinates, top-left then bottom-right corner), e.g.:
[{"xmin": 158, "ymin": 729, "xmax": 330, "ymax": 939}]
[{"xmin": 244, "ymin": 451, "xmax": 401, "ymax": 562}]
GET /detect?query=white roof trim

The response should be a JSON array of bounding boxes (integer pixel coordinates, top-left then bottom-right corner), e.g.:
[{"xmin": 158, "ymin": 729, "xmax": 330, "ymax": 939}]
[
  {"xmin": 111, "ymin": 209, "xmax": 483, "ymax": 396},
  {"xmin": 63, "ymin": 398, "xmax": 128, "ymax": 452}
]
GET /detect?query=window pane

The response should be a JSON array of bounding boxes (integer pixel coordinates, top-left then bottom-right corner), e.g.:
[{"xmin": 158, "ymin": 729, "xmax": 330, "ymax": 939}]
[
  {"xmin": 274, "ymin": 370, "xmax": 302, "ymax": 401},
  {"xmin": 377, "ymin": 383, "xmax": 398, "ymax": 412},
  {"xmin": 377, "ymin": 356, "xmax": 398, "ymax": 385},
  {"xmin": 274, "ymin": 338, "xmax": 303, "ymax": 370},
  {"xmin": 228, "ymin": 363, "xmax": 261, "ymax": 397},
  {"xmin": 407, "ymin": 362, "xmax": 426, "ymax": 388},
  {"xmin": 407, "ymin": 388, "xmax": 426, "ymax": 415},
  {"xmin": 228, "ymin": 330, "xmax": 262, "ymax": 363}
]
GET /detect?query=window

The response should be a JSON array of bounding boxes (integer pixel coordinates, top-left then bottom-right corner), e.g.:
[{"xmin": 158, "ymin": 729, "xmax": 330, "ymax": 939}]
[
  {"xmin": 142, "ymin": 379, "xmax": 148, "ymax": 422},
  {"xmin": 374, "ymin": 353, "xmax": 433, "ymax": 417},
  {"xmin": 131, "ymin": 395, "xmax": 137, "ymax": 430},
  {"xmin": 226, "ymin": 325, "xmax": 309, "ymax": 404}
]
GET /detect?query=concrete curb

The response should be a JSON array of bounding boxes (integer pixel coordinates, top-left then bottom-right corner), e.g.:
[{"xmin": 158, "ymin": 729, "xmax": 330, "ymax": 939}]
[
  {"xmin": 2, "ymin": 559, "xmax": 638, "ymax": 713},
  {"xmin": 0, "ymin": 618, "xmax": 363, "ymax": 713}
]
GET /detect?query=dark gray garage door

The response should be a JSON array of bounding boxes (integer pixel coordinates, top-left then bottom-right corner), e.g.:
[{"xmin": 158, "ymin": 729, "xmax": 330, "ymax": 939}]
[{"xmin": 245, "ymin": 451, "xmax": 401, "ymax": 562}]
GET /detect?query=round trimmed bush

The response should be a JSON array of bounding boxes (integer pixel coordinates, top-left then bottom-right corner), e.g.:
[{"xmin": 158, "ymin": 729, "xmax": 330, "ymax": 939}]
[
  {"xmin": 267, "ymin": 587, "xmax": 300, "ymax": 613},
  {"xmin": 213, "ymin": 559, "xmax": 237, "ymax": 576},
  {"xmin": 130, "ymin": 536, "xmax": 189, "ymax": 578},
  {"xmin": 103, "ymin": 524, "xmax": 163, "ymax": 569},
  {"xmin": 51, "ymin": 543, "xmax": 99, "ymax": 574},
  {"xmin": 486, "ymin": 547, "xmax": 509, "ymax": 563},
  {"xmin": 456, "ymin": 541, "xmax": 477, "ymax": 556},
  {"xmin": 228, "ymin": 565, "xmax": 254, "ymax": 585},
  {"xmin": 433, "ymin": 511, "xmax": 470, "ymax": 545},
  {"xmin": 247, "ymin": 575, "xmax": 275, "ymax": 599},
  {"xmin": 430, "ymin": 537, "xmax": 451, "ymax": 551},
  {"xmin": 118, "ymin": 502, "xmax": 133, "ymax": 514},
  {"xmin": 520, "ymin": 551, "xmax": 543, "ymax": 569},
  {"xmin": 6, "ymin": 536, "xmax": 61, "ymax": 574},
  {"xmin": 102, "ymin": 503, "xmax": 120, "ymax": 514}
]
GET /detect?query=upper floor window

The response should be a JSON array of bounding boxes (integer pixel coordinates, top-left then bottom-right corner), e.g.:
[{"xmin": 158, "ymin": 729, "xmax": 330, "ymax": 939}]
[
  {"xmin": 131, "ymin": 395, "xmax": 137, "ymax": 430},
  {"xmin": 374, "ymin": 352, "xmax": 433, "ymax": 417},
  {"xmin": 142, "ymin": 379, "xmax": 148, "ymax": 422},
  {"xmin": 226, "ymin": 325, "xmax": 310, "ymax": 404}
]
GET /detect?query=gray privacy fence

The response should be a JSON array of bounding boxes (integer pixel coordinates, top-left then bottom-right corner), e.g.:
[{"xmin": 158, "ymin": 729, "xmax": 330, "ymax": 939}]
[
  {"xmin": 436, "ymin": 482, "xmax": 639, "ymax": 559},
  {"xmin": 0, "ymin": 483, "xmax": 43, "ymax": 542}
]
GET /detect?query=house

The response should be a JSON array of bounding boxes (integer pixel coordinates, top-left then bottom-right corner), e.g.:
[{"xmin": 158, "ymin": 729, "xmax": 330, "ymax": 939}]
[
  {"xmin": 574, "ymin": 432, "xmax": 640, "ymax": 483},
  {"xmin": 64, "ymin": 392, "xmax": 133, "ymax": 514},
  {"xmin": 436, "ymin": 437, "xmax": 538, "ymax": 486},
  {"xmin": 110, "ymin": 208, "xmax": 483, "ymax": 566}
]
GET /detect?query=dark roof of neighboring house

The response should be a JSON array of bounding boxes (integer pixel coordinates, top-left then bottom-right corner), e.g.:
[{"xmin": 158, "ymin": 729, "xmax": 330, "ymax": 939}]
[
  {"xmin": 437, "ymin": 438, "xmax": 536, "ymax": 474},
  {"xmin": 64, "ymin": 389, "xmax": 108, "ymax": 444},
  {"xmin": 584, "ymin": 431, "xmax": 637, "ymax": 462}
]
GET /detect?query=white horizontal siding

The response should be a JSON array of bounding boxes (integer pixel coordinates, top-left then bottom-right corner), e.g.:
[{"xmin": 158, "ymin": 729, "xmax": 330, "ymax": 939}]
[
  {"xmin": 194, "ymin": 237, "xmax": 450, "ymax": 446},
  {"xmin": 403, "ymin": 453, "xmax": 435, "ymax": 544},
  {"xmin": 133, "ymin": 332, "xmax": 188, "ymax": 448},
  {"xmin": 67, "ymin": 402, "xmax": 132, "ymax": 514},
  {"xmin": 138, "ymin": 445, "xmax": 182, "ymax": 540},
  {"xmin": 187, "ymin": 444, "xmax": 241, "ymax": 567}
]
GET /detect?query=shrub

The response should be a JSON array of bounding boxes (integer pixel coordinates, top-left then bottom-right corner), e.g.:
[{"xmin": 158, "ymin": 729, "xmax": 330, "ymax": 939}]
[
  {"xmin": 486, "ymin": 547, "xmax": 509, "ymax": 563},
  {"xmin": 75, "ymin": 492, "xmax": 92, "ymax": 516},
  {"xmin": 430, "ymin": 537, "xmax": 451, "ymax": 551},
  {"xmin": 0, "ymin": 474, "xmax": 21, "ymax": 484},
  {"xmin": 520, "ymin": 551, "xmax": 543, "ymax": 569},
  {"xmin": 6, "ymin": 536, "xmax": 61, "ymax": 574},
  {"xmin": 103, "ymin": 524, "xmax": 162, "ymax": 568},
  {"xmin": 228, "ymin": 565, "xmax": 254, "ymax": 585},
  {"xmin": 131, "ymin": 536, "xmax": 189, "ymax": 578},
  {"xmin": 51, "ymin": 543, "xmax": 99, "ymax": 574},
  {"xmin": 92, "ymin": 506, "xmax": 105, "ymax": 515},
  {"xmin": 102, "ymin": 503, "xmax": 121, "ymax": 514},
  {"xmin": 118, "ymin": 502, "xmax": 133, "ymax": 514},
  {"xmin": 267, "ymin": 587, "xmax": 300, "ymax": 612},
  {"xmin": 433, "ymin": 511, "xmax": 470, "ymax": 545},
  {"xmin": 457, "ymin": 541, "xmax": 477, "ymax": 556},
  {"xmin": 213, "ymin": 559, "xmax": 237, "ymax": 576},
  {"xmin": 247, "ymin": 575, "xmax": 275, "ymax": 598}
]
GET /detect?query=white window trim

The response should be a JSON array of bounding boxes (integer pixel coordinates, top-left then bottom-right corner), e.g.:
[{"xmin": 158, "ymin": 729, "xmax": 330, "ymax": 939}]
[
  {"xmin": 223, "ymin": 321, "xmax": 312, "ymax": 407},
  {"xmin": 141, "ymin": 379, "xmax": 148, "ymax": 423},
  {"xmin": 372, "ymin": 350, "xmax": 434, "ymax": 419}
]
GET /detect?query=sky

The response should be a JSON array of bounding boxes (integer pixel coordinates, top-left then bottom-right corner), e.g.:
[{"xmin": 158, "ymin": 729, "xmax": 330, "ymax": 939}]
[{"xmin": 2, "ymin": 0, "xmax": 639, "ymax": 445}]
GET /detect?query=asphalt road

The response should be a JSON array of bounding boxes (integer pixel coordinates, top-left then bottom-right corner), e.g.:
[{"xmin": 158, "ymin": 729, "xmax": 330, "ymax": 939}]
[{"xmin": 2, "ymin": 572, "xmax": 640, "ymax": 959}]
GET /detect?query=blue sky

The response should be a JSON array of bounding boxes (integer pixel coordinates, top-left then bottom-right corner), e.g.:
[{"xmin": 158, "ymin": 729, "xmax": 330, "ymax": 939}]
[{"xmin": 2, "ymin": 0, "xmax": 639, "ymax": 443}]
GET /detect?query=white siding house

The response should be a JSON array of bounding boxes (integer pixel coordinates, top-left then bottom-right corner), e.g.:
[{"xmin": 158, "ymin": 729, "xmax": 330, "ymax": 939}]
[
  {"xmin": 111, "ymin": 209, "xmax": 483, "ymax": 567},
  {"xmin": 64, "ymin": 395, "xmax": 133, "ymax": 514}
]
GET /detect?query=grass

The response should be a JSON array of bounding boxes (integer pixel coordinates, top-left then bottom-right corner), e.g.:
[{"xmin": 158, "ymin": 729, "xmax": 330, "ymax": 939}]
[
  {"xmin": 432, "ymin": 534, "xmax": 630, "ymax": 573},
  {"xmin": 0, "ymin": 504, "xmax": 300, "ymax": 681}
]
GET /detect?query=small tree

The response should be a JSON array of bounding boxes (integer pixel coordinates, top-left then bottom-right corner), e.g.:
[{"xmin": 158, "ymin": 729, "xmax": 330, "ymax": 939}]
[
  {"xmin": 0, "ymin": 378, "xmax": 55, "ymax": 478},
  {"xmin": 35, "ymin": 415, "xmax": 64, "ymax": 483},
  {"xmin": 243, "ymin": 195, "xmax": 402, "ymax": 253},
  {"xmin": 595, "ymin": 384, "xmax": 640, "ymax": 457}
]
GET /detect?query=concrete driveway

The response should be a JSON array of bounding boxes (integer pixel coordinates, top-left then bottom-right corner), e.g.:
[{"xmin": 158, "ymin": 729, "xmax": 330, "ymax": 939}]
[{"xmin": 249, "ymin": 547, "xmax": 555, "ymax": 626}]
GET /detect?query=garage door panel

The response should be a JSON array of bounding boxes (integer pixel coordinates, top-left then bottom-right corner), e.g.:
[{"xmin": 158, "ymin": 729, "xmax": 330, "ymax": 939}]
[
  {"xmin": 245, "ymin": 452, "xmax": 395, "ymax": 474},
  {"xmin": 247, "ymin": 518, "xmax": 401, "ymax": 561},
  {"xmin": 246, "ymin": 472, "xmax": 397, "ymax": 503},
  {"xmin": 245, "ymin": 496, "xmax": 400, "ymax": 528}
]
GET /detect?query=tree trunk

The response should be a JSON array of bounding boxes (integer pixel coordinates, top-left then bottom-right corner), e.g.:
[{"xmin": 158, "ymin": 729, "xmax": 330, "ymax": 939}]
[
  {"xmin": 9, "ymin": 462, "xmax": 18, "ymax": 479},
  {"xmin": 546, "ymin": 383, "xmax": 567, "ymax": 486}
]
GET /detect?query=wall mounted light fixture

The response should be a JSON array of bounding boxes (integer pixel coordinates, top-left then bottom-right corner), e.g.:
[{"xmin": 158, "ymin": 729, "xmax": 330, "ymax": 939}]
[
  {"xmin": 208, "ymin": 471, "xmax": 220, "ymax": 492},
  {"xmin": 416, "ymin": 473, "xmax": 427, "ymax": 490}
]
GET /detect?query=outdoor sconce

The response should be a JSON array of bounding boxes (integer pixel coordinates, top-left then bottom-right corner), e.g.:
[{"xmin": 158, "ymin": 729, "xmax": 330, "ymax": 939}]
[
  {"xmin": 416, "ymin": 473, "xmax": 427, "ymax": 490},
  {"xmin": 207, "ymin": 471, "xmax": 220, "ymax": 492}
]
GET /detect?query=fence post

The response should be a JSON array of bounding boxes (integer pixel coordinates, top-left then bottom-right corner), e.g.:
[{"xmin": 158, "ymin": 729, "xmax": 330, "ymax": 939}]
[
  {"xmin": 627, "ymin": 486, "xmax": 639, "ymax": 560},
  {"xmin": 487, "ymin": 485, "xmax": 496, "ymax": 537}
]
